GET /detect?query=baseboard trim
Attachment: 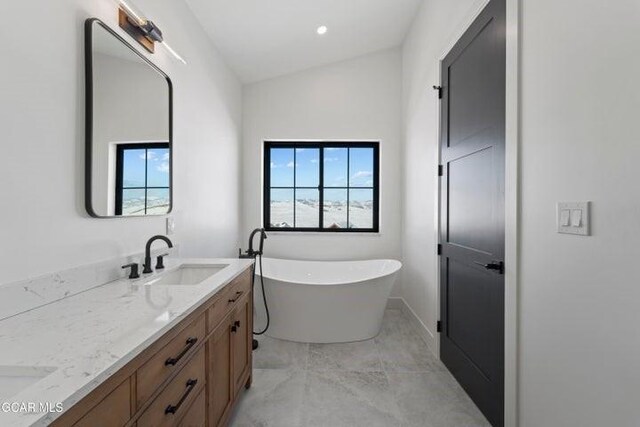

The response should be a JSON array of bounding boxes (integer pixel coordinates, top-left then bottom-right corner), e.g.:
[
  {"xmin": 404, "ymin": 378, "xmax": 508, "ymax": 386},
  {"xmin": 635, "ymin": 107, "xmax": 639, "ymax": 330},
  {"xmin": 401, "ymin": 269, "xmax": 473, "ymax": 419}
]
[{"xmin": 386, "ymin": 297, "xmax": 437, "ymax": 357}]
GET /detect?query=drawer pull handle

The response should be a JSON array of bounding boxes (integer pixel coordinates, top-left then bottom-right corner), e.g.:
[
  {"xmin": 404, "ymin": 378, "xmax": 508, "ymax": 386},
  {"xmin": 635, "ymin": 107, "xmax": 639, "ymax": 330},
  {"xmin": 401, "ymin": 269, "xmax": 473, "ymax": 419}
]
[
  {"xmin": 165, "ymin": 378, "xmax": 198, "ymax": 415},
  {"xmin": 231, "ymin": 325, "xmax": 237, "ymax": 333},
  {"xmin": 228, "ymin": 291, "xmax": 243, "ymax": 303},
  {"xmin": 165, "ymin": 337, "xmax": 198, "ymax": 366},
  {"xmin": 234, "ymin": 320, "xmax": 241, "ymax": 328}
]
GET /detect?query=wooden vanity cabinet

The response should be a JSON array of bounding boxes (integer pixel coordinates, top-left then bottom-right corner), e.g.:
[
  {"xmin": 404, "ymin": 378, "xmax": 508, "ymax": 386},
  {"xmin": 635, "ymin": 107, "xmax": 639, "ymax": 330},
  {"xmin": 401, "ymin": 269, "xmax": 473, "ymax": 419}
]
[
  {"xmin": 208, "ymin": 279, "xmax": 254, "ymax": 427},
  {"xmin": 51, "ymin": 266, "xmax": 253, "ymax": 427}
]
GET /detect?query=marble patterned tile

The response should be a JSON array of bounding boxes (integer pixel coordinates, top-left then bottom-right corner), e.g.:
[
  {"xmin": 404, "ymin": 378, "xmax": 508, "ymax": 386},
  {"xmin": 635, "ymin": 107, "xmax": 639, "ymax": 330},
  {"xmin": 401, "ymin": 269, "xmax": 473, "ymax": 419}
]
[
  {"xmin": 375, "ymin": 310, "xmax": 446, "ymax": 373},
  {"xmin": 253, "ymin": 335, "xmax": 309, "ymax": 370},
  {"xmin": 308, "ymin": 339, "xmax": 382, "ymax": 371},
  {"xmin": 230, "ymin": 369, "xmax": 306, "ymax": 427},
  {"xmin": 302, "ymin": 370, "xmax": 402, "ymax": 427},
  {"xmin": 387, "ymin": 371, "xmax": 491, "ymax": 427},
  {"xmin": 0, "ymin": 247, "xmax": 179, "ymax": 321},
  {"xmin": 229, "ymin": 309, "xmax": 489, "ymax": 427}
]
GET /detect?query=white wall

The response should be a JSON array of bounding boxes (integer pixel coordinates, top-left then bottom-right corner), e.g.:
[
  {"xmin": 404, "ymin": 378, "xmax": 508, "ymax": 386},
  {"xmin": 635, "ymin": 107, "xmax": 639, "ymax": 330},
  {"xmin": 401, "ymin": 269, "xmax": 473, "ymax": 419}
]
[
  {"xmin": 401, "ymin": 0, "xmax": 484, "ymax": 351},
  {"xmin": 242, "ymin": 49, "xmax": 403, "ymax": 292},
  {"xmin": 518, "ymin": 0, "xmax": 640, "ymax": 425},
  {"xmin": 0, "ymin": 0, "xmax": 242, "ymax": 284}
]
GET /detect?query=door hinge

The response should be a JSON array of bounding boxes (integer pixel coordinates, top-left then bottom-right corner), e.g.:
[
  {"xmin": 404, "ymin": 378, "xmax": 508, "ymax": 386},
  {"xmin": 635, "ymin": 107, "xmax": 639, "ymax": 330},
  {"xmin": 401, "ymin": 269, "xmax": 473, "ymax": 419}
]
[
  {"xmin": 433, "ymin": 85, "xmax": 443, "ymax": 99},
  {"xmin": 437, "ymin": 321, "xmax": 442, "ymax": 333},
  {"xmin": 438, "ymin": 165, "xmax": 443, "ymax": 177},
  {"xmin": 437, "ymin": 244, "xmax": 442, "ymax": 255}
]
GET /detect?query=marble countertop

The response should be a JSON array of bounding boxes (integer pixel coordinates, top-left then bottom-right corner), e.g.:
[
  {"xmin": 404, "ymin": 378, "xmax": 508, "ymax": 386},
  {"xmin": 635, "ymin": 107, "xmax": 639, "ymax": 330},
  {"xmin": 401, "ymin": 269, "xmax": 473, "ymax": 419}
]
[{"xmin": 0, "ymin": 258, "xmax": 254, "ymax": 426}]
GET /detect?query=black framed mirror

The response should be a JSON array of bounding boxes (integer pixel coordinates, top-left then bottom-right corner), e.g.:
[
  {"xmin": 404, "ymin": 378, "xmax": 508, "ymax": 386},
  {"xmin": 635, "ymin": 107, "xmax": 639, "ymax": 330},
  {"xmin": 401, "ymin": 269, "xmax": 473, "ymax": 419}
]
[{"xmin": 85, "ymin": 18, "xmax": 173, "ymax": 218}]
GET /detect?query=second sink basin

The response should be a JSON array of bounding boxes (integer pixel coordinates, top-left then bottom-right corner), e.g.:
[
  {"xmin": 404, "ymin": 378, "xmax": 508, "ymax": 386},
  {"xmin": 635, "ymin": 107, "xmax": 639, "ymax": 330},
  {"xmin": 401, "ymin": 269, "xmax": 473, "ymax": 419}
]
[{"xmin": 145, "ymin": 264, "xmax": 229, "ymax": 286}]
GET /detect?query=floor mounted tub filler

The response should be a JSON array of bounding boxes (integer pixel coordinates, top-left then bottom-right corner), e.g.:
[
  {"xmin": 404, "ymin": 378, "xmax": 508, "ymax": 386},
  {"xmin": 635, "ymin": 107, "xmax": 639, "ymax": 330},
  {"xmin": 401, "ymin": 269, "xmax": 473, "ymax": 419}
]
[{"xmin": 254, "ymin": 258, "xmax": 402, "ymax": 343}]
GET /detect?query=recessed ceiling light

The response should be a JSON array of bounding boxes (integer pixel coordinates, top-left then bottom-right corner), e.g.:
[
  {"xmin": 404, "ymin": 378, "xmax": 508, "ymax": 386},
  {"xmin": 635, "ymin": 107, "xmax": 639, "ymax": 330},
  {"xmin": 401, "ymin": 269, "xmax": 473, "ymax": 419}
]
[{"xmin": 317, "ymin": 25, "xmax": 328, "ymax": 35}]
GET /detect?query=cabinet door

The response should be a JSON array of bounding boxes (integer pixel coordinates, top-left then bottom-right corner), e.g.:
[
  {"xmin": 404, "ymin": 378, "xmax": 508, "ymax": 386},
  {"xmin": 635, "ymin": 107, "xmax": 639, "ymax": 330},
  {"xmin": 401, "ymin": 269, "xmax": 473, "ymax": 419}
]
[
  {"xmin": 208, "ymin": 314, "xmax": 233, "ymax": 427},
  {"xmin": 232, "ymin": 294, "xmax": 252, "ymax": 394}
]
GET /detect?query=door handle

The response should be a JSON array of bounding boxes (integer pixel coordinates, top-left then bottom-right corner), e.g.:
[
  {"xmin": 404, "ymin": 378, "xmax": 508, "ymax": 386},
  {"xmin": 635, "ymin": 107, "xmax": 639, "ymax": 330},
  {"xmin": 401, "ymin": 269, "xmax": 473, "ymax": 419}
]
[
  {"xmin": 474, "ymin": 261, "xmax": 504, "ymax": 274},
  {"xmin": 228, "ymin": 291, "xmax": 243, "ymax": 303},
  {"xmin": 165, "ymin": 379, "xmax": 198, "ymax": 415},
  {"xmin": 164, "ymin": 337, "xmax": 198, "ymax": 366}
]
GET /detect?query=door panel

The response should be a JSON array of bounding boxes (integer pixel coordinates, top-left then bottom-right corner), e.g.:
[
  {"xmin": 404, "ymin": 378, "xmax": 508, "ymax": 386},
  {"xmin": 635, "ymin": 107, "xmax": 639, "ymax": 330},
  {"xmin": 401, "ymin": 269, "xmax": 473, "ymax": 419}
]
[
  {"xmin": 448, "ymin": 147, "xmax": 495, "ymax": 253},
  {"xmin": 447, "ymin": 259, "xmax": 499, "ymax": 378},
  {"xmin": 232, "ymin": 295, "xmax": 251, "ymax": 394},
  {"xmin": 208, "ymin": 314, "xmax": 233, "ymax": 427},
  {"xmin": 439, "ymin": 1, "xmax": 506, "ymax": 426},
  {"xmin": 448, "ymin": 19, "xmax": 503, "ymax": 148}
]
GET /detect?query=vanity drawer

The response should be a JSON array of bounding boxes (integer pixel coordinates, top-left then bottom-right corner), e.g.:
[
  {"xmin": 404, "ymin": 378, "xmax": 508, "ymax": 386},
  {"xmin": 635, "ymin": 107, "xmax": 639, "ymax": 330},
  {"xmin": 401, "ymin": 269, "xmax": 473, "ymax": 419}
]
[
  {"xmin": 137, "ymin": 314, "xmax": 206, "ymax": 406},
  {"xmin": 73, "ymin": 378, "xmax": 131, "ymax": 427},
  {"xmin": 207, "ymin": 269, "xmax": 252, "ymax": 331},
  {"xmin": 177, "ymin": 387, "xmax": 206, "ymax": 427},
  {"xmin": 138, "ymin": 346, "xmax": 205, "ymax": 427}
]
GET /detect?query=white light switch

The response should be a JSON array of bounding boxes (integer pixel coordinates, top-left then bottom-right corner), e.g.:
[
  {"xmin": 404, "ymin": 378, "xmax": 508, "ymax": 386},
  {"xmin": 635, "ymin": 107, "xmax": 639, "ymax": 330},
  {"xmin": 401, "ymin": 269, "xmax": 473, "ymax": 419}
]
[
  {"xmin": 557, "ymin": 202, "xmax": 590, "ymax": 236},
  {"xmin": 570, "ymin": 210, "xmax": 582, "ymax": 227}
]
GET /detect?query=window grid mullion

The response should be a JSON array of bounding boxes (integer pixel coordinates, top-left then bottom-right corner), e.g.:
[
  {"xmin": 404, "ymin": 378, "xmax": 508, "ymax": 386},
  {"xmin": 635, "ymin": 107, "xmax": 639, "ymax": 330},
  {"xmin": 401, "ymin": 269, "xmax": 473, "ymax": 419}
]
[
  {"xmin": 122, "ymin": 186, "xmax": 170, "ymax": 190},
  {"xmin": 347, "ymin": 148, "xmax": 350, "ymax": 229},
  {"xmin": 144, "ymin": 148, "xmax": 148, "ymax": 214},
  {"xmin": 319, "ymin": 147, "xmax": 324, "ymax": 229},
  {"xmin": 293, "ymin": 146, "xmax": 297, "ymax": 228}
]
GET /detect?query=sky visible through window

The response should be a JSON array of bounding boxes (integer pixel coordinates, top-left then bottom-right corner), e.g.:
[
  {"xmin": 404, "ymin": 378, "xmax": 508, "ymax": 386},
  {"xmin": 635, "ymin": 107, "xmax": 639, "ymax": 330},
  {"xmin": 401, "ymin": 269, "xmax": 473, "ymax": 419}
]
[
  {"xmin": 268, "ymin": 145, "xmax": 376, "ymax": 230},
  {"xmin": 120, "ymin": 146, "xmax": 170, "ymax": 215}
]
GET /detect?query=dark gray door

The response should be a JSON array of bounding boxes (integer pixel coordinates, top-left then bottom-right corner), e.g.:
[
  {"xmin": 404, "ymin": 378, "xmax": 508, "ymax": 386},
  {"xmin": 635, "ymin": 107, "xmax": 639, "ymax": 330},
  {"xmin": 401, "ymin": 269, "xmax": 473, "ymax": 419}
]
[{"xmin": 439, "ymin": 1, "xmax": 506, "ymax": 426}]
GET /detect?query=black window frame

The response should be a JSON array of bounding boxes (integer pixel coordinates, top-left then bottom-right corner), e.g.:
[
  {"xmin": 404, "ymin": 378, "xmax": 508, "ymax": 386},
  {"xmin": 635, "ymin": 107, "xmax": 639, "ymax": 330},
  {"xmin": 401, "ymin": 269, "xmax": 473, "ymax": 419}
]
[
  {"xmin": 263, "ymin": 141, "xmax": 380, "ymax": 233},
  {"xmin": 115, "ymin": 142, "xmax": 171, "ymax": 216}
]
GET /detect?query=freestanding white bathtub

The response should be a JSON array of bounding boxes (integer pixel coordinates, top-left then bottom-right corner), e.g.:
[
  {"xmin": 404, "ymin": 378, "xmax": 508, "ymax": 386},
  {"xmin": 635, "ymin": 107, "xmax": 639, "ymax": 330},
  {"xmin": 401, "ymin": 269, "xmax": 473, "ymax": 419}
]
[{"xmin": 254, "ymin": 258, "xmax": 402, "ymax": 343}]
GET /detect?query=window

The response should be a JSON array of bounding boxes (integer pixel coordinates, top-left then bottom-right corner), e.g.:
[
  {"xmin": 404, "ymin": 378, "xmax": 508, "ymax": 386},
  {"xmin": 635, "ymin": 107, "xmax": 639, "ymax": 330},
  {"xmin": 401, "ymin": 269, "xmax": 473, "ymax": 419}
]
[
  {"xmin": 115, "ymin": 143, "xmax": 171, "ymax": 215},
  {"xmin": 264, "ymin": 141, "xmax": 379, "ymax": 232}
]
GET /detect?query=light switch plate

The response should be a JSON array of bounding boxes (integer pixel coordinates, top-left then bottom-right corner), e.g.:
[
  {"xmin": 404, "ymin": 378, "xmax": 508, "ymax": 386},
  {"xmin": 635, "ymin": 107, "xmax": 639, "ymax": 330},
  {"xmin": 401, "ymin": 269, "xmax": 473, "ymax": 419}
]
[
  {"xmin": 166, "ymin": 217, "xmax": 175, "ymax": 235},
  {"xmin": 557, "ymin": 202, "xmax": 590, "ymax": 236}
]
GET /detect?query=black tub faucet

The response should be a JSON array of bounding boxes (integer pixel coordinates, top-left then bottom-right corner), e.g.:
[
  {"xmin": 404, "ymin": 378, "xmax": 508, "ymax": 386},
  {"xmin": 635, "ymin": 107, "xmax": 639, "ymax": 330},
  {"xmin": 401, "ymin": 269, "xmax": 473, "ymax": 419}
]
[
  {"xmin": 143, "ymin": 235, "xmax": 173, "ymax": 274},
  {"xmin": 239, "ymin": 228, "xmax": 267, "ymax": 259}
]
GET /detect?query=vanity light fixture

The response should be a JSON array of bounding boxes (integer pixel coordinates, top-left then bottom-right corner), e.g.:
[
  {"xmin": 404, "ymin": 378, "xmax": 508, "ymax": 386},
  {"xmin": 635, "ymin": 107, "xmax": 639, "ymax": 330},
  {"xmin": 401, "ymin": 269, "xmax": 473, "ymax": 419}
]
[
  {"xmin": 317, "ymin": 25, "xmax": 328, "ymax": 35},
  {"xmin": 162, "ymin": 42, "xmax": 187, "ymax": 65},
  {"xmin": 115, "ymin": 0, "xmax": 187, "ymax": 64}
]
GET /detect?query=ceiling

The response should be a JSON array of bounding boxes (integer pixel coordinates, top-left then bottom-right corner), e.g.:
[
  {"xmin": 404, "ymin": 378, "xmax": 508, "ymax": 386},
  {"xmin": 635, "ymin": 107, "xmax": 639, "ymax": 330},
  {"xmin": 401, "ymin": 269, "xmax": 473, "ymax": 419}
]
[{"xmin": 184, "ymin": 0, "xmax": 423, "ymax": 83}]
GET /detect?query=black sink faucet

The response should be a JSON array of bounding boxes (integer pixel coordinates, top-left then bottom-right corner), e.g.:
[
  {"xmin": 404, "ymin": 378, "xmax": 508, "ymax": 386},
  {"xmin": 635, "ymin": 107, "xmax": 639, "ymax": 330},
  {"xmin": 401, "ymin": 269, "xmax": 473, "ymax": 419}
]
[{"xmin": 143, "ymin": 235, "xmax": 173, "ymax": 274}]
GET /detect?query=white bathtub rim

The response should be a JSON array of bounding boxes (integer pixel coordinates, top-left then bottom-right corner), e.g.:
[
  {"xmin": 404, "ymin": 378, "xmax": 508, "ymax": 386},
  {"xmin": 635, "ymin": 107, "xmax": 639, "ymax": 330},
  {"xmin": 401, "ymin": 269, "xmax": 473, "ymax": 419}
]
[{"xmin": 255, "ymin": 257, "xmax": 402, "ymax": 286}]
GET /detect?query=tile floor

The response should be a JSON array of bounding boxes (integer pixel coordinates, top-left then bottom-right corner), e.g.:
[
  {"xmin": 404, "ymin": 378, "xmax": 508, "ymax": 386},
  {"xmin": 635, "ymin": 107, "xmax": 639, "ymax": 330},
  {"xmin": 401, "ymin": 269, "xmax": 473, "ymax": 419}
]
[{"xmin": 229, "ymin": 309, "xmax": 490, "ymax": 427}]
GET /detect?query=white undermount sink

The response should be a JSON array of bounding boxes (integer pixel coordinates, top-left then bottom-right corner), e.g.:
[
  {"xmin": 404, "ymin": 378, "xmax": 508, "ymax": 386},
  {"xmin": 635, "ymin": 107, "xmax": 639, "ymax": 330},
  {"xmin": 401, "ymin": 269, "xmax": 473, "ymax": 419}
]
[
  {"xmin": 0, "ymin": 366, "xmax": 57, "ymax": 401},
  {"xmin": 145, "ymin": 264, "xmax": 229, "ymax": 286}
]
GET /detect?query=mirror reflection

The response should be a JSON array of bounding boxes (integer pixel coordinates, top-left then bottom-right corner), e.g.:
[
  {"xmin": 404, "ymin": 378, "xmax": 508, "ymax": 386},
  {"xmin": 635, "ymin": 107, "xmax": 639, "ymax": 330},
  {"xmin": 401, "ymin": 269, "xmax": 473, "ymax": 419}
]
[{"xmin": 87, "ymin": 20, "xmax": 172, "ymax": 217}]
